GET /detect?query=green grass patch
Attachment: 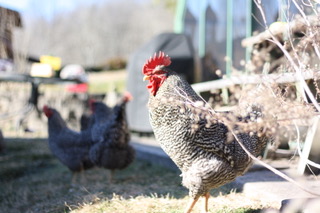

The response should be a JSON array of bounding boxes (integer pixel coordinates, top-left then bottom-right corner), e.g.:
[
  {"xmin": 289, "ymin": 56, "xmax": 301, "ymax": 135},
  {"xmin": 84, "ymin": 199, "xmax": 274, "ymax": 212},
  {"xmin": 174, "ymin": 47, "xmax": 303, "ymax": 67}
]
[
  {"xmin": 88, "ymin": 80, "xmax": 126, "ymax": 94},
  {"xmin": 87, "ymin": 70, "xmax": 127, "ymax": 94}
]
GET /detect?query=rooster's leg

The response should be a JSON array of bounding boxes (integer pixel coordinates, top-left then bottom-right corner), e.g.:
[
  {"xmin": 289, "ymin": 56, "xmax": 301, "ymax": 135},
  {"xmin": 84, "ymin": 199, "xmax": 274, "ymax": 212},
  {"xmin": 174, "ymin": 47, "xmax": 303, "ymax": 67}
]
[
  {"xmin": 203, "ymin": 192, "xmax": 210, "ymax": 213},
  {"xmin": 184, "ymin": 196, "xmax": 200, "ymax": 213}
]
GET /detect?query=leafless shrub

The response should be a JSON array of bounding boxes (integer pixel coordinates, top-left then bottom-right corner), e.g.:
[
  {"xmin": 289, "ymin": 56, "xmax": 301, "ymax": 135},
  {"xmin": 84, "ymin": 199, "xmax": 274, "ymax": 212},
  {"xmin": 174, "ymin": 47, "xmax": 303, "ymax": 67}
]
[{"xmin": 14, "ymin": 0, "xmax": 174, "ymax": 67}]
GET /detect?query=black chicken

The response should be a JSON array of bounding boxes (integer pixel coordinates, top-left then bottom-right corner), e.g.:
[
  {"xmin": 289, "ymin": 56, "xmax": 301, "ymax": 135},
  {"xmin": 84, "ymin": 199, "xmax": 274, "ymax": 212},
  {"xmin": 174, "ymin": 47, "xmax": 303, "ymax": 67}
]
[
  {"xmin": 89, "ymin": 99, "xmax": 113, "ymax": 143},
  {"xmin": 43, "ymin": 105, "xmax": 94, "ymax": 183},
  {"xmin": 89, "ymin": 92, "xmax": 135, "ymax": 181}
]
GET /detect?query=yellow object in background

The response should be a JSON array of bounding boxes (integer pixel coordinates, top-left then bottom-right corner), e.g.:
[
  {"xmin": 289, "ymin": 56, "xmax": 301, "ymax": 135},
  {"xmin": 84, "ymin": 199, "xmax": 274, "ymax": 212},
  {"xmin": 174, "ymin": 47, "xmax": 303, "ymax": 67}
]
[{"xmin": 40, "ymin": 55, "xmax": 61, "ymax": 71}]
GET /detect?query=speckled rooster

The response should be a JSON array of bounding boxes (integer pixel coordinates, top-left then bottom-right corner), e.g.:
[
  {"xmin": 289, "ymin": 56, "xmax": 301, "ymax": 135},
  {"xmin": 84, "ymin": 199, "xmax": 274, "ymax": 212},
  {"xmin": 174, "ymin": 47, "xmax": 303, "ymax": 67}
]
[{"xmin": 143, "ymin": 52, "xmax": 269, "ymax": 213}]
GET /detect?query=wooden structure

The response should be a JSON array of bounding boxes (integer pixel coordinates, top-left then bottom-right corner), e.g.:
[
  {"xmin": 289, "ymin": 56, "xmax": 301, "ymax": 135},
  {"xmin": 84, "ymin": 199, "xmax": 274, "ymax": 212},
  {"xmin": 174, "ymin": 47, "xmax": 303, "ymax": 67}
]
[{"xmin": 0, "ymin": 6, "xmax": 22, "ymax": 60}]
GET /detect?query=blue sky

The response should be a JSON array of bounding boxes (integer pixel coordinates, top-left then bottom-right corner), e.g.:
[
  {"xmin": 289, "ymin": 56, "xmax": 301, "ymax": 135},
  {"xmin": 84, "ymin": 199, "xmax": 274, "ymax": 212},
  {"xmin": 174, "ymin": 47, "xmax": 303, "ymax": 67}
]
[
  {"xmin": 0, "ymin": 0, "xmax": 102, "ymax": 19},
  {"xmin": 0, "ymin": 0, "xmax": 149, "ymax": 21},
  {"xmin": 0, "ymin": 0, "xmax": 29, "ymax": 11},
  {"xmin": 0, "ymin": 0, "xmax": 76, "ymax": 12}
]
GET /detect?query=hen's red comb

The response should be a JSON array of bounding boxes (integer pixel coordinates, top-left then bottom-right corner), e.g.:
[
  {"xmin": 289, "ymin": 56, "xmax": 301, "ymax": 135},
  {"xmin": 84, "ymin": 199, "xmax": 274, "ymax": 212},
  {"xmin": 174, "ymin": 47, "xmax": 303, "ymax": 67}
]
[
  {"xmin": 43, "ymin": 105, "xmax": 53, "ymax": 117},
  {"xmin": 142, "ymin": 51, "xmax": 171, "ymax": 75},
  {"xmin": 123, "ymin": 91, "xmax": 133, "ymax": 102},
  {"xmin": 88, "ymin": 98, "xmax": 96, "ymax": 111},
  {"xmin": 43, "ymin": 105, "xmax": 48, "ymax": 112}
]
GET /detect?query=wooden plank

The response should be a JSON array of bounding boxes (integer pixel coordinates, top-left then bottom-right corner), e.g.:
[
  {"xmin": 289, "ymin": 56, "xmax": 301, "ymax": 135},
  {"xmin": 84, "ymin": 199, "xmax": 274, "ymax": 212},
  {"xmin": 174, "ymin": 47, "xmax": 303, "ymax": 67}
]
[
  {"xmin": 297, "ymin": 116, "xmax": 320, "ymax": 175},
  {"xmin": 191, "ymin": 71, "xmax": 314, "ymax": 93}
]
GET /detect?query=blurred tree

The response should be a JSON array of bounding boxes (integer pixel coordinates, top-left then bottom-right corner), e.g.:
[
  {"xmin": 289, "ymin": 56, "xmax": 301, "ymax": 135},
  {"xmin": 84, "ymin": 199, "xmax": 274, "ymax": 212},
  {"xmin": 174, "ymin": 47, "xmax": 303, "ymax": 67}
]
[{"xmin": 14, "ymin": 0, "xmax": 175, "ymax": 69}]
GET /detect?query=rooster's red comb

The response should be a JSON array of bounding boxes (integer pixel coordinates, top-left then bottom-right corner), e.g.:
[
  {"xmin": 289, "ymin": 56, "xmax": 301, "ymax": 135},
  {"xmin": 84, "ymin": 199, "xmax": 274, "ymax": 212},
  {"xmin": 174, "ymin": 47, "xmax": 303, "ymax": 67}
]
[{"xmin": 142, "ymin": 51, "xmax": 171, "ymax": 75}]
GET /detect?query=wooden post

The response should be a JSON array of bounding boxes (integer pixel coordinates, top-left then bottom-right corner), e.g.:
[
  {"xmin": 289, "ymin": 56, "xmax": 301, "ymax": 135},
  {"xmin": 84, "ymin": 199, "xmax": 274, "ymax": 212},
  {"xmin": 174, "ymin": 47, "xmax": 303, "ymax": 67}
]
[
  {"xmin": 297, "ymin": 116, "xmax": 320, "ymax": 175},
  {"xmin": 174, "ymin": 0, "xmax": 186, "ymax": 33}
]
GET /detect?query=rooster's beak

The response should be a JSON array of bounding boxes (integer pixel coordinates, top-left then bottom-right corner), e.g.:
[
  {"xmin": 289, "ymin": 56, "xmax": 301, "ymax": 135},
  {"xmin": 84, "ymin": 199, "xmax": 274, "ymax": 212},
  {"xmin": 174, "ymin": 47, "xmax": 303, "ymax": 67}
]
[{"xmin": 143, "ymin": 75, "xmax": 150, "ymax": 81}]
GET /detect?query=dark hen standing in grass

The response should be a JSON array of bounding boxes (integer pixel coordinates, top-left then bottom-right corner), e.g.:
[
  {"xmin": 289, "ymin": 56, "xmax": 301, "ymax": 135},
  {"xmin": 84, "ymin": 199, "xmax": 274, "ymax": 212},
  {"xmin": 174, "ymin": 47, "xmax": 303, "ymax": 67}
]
[
  {"xmin": 89, "ymin": 93, "xmax": 135, "ymax": 181},
  {"xmin": 142, "ymin": 52, "xmax": 269, "ymax": 213},
  {"xmin": 43, "ymin": 105, "xmax": 94, "ymax": 183},
  {"xmin": 80, "ymin": 98, "xmax": 112, "ymax": 132},
  {"xmin": 88, "ymin": 99, "xmax": 113, "ymax": 142}
]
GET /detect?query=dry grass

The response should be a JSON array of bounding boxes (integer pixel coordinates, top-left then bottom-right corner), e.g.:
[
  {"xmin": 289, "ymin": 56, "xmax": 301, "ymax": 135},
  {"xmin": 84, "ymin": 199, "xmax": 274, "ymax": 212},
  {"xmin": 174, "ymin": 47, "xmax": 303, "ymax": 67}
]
[
  {"xmin": 0, "ymin": 138, "xmax": 277, "ymax": 213},
  {"xmin": 71, "ymin": 194, "xmax": 269, "ymax": 213}
]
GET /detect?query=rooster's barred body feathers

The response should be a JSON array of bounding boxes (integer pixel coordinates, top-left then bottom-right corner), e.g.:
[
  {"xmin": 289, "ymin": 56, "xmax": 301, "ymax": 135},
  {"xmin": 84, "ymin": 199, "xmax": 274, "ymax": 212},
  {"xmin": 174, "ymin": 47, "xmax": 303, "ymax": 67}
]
[{"xmin": 143, "ymin": 52, "xmax": 268, "ymax": 212}]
